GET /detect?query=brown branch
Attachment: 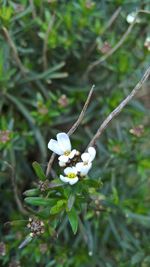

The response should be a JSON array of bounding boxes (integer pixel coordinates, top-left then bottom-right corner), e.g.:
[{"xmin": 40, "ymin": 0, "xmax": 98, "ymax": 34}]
[
  {"xmin": 87, "ymin": 66, "xmax": 150, "ymax": 148},
  {"xmin": 4, "ymin": 162, "xmax": 29, "ymax": 216},
  {"xmin": 43, "ymin": 14, "xmax": 55, "ymax": 70},
  {"xmin": 2, "ymin": 27, "xmax": 28, "ymax": 76},
  {"xmin": 104, "ymin": 6, "xmax": 122, "ymax": 31},
  {"xmin": 67, "ymin": 85, "xmax": 95, "ymax": 135},
  {"xmin": 46, "ymin": 85, "xmax": 95, "ymax": 177},
  {"xmin": 86, "ymin": 10, "xmax": 150, "ymax": 75},
  {"xmin": 85, "ymin": 6, "xmax": 121, "ymax": 58},
  {"xmin": 29, "ymin": 0, "xmax": 37, "ymax": 19}
]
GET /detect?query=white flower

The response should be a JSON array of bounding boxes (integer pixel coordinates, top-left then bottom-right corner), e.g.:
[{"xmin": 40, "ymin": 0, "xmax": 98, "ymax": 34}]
[
  {"xmin": 126, "ymin": 12, "xmax": 140, "ymax": 24},
  {"xmin": 48, "ymin": 132, "xmax": 77, "ymax": 164},
  {"xmin": 60, "ymin": 167, "xmax": 79, "ymax": 185},
  {"xmin": 144, "ymin": 37, "xmax": 150, "ymax": 51},
  {"xmin": 76, "ymin": 147, "xmax": 96, "ymax": 176}
]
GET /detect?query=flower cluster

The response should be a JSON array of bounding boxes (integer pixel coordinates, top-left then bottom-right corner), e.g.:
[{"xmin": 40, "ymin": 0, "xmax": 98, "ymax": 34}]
[
  {"xmin": 48, "ymin": 133, "xmax": 96, "ymax": 185},
  {"xmin": 27, "ymin": 218, "xmax": 45, "ymax": 237}
]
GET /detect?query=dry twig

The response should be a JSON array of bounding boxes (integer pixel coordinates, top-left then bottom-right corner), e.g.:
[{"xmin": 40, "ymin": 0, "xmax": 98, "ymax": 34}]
[
  {"xmin": 87, "ymin": 66, "xmax": 150, "ymax": 148},
  {"xmin": 29, "ymin": 0, "xmax": 37, "ymax": 19},
  {"xmin": 2, "ymin": 27, "xmax": 28, "ymax": 76},
  {"xmin": 86, "ymin": 10, "xmax": 150, "ymax": 75},
  {"xmin": 46, "ymin": 85, "xmax": 95, "ymax": 176},
  {"xmin": 86, "ymin": 6, "xmax": 121, "ymax": 58},
  {"xmin": 4, "ymin": 162, "xmax": 29, "ymax": 215},
  {"xmin": 43, "ymin": 14, "xmax": 55, "ymax": 70}
]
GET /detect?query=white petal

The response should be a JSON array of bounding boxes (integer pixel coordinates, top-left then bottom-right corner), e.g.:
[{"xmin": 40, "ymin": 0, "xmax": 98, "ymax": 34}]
[
  {"xmin": 76, "ymin": 162, "xmax": 84, "ymax": 172},
  {"xmin": 48, "ymin": 139, "xmax": 63, "ymax": 155},
  {"xmin": 57, "ymin": 133, "xmax": 71, "ymax": 152},
  {"xmin": 78, "ymin": 163, "xmax": 92, "ymax": 176},
  {"xmin": 126, "ymin": 13, "xmax": 135, "ymax": 24},
  {"xmin": 64, "ymin": 167, "xmax": 73, "ymax": 175},
  {"xmin": 81, "ymin": 152, "xmax": 90, "ymax": 162},
  {"xmin": 58, "ymin": 155, "xmax": 69, "ymax": 163},
  {"xmin": 59, "ymin": 161, "xmax": 66, "ymax": 167},
  {"xmin": 69, "ymin": 177, "xmax": 79, "ymax": 185},
  {"xmin": 60, "ymin": 175, "xmax": 70, "ymax": 183},
  {"xmin": 71, "ymin": 166, "xmax": 77, "ymax": 175},
  {"xmin": 88, "ymin": 147, "xmax": 96, "ymax": 161},
  {"xmin": 69, "ymin": 149, "xmax": 77, "ymax": 159}
]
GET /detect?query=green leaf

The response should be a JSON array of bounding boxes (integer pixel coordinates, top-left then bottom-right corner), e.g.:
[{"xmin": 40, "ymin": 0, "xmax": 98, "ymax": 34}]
[
  {"xmin": 5, "ymin": 94, "xmax": 46, "ymax": 159},
  {"xmin": 32, "ymin": 161, "xmax": 46, "ymax": 181},
  {"xmin": 23, "ymin": 188, "xmax": 40, "ymax": 196},
  {"xmin": 131, "ymin": 252, "xmax": 145, "ymax": 265},
  {"xmin": 50, "ymin": 200, "xmax": 66, "ymax": 215},
  {"xmin": 67, "ymin": 208, "xmax": 78, "ymax": 234},
  {"xmin": 24, "ymin": 197, "xmax": 55, "ymax": 206},
  {"xmin": 67, "ymin": 194, "xmax": 75, "ymax": 211}
]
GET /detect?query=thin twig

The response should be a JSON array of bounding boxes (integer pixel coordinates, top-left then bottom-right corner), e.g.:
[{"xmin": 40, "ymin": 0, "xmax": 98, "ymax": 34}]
[
  {"xmin": 4, "ymin": 162, "xmax": 29, "ymax": 215},
  {"xmin": 86, "ymin": 6, "xmax": 121, "ymax": 58},
  {"xmin": 2, "ymin": 27, "xmax": 28, "ymax": 76},
  {"xmin": 86, "ymin": 10, "xmax": 150, "ymax": 75},
  {"xmin": 29, "ymin": 0, "xmax": 37, "ymax": 19},
  {"xmin": 87, "ymin": 66, "xmax": 150, "ymax": 148},
  {"xmin": 67, "ymin": 85, "xmax": 95, "ymax": 136},
  {"xmin": 104, "ymin": 6, "xmax": 122, "ymax": 32},
  {"xmin": 46, "ymin": 85, "xmax": 95, "ymax": 177},
  {"xmin": 43, "ymin": 14, "xmax": 55, "ymax": 70}
]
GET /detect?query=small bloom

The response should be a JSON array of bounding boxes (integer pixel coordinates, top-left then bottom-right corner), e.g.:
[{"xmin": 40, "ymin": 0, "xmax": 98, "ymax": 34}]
[
  {"xmin": 60, "ymin": 166, "xmax": 79, "ymax": 185},
  {"xmin": 27, "ymin": 218, "xmax": 45, "ymax": 237},
  {"xmin": 126, "ymin": 12, "xmax": 140, "ymax": 24},
  {"xmin": 0, "ymin": 242, "xmax": 6, "ymax": 256},
  {"xmin": 129, "ymin": 125, "xmax": 144, "ymax": 137},
  {"xmin": 99, "ymin": 41, "xmax": 111, "ymax": 54},
  {"xmin": 58, "ymin": 94, "xmax": 69, "ymax": 107},
  {"xmin": 76, "ymin": 147, "xmax": 96, "ymax": 176},
  {"xmin": 144, "ymin": 36, "xmax": 150, "ymax": 51},
  {"xmin": 48, "ymin": 133, "xmax": 77, "ymax": 165},
  {"xmin": 0, "ymin": 130, "xmax": 11, "ymax": 143}
]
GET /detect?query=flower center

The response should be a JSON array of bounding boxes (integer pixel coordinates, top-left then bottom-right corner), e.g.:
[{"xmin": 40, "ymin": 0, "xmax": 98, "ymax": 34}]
[
  {"xmin": 64, "ymin": 151, "xmax": 70, "ymax": 156},
  {"xmin": 67, "ymin": 173, "xmax": 76, "ymax": 179}
]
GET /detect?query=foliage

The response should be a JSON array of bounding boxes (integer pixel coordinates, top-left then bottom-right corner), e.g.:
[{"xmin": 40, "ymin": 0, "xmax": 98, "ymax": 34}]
[{"xmin": 0, "ymin": 0, "xmax": 150, "ymax": 266}]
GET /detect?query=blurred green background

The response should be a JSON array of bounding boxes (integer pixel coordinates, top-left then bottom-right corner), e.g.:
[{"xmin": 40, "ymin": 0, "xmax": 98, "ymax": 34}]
[{"xmin": 0, "ymin": 0, "xmax": 150, "ymax": 266}]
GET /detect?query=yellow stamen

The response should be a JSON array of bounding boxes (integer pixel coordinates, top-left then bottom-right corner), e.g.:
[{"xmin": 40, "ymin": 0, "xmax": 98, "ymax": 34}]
[
  {"xmin": 64, "ymin": 151, "xmax": 70, "ymax": 156},
  {"xmin": 67, "ymin": 173, "xmax": 76, "ymax": 179}
]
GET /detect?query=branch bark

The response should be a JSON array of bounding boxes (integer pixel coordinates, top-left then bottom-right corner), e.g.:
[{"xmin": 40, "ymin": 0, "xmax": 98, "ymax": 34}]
[{"xmin": 87, "ymin": 66, "xmax": 150, "ymax": 148}]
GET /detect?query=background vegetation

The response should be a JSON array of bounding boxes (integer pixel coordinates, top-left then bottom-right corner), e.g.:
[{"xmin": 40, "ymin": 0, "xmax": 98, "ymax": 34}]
[{"xmin": 0, "ymin": 0, "xmax": 150, "ymax": 266}]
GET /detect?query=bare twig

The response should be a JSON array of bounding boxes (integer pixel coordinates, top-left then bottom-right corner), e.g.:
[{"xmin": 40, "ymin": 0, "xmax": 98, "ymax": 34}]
[
  {"xmin": 4, "ymin": 162, "xmax": 29, "ymax": 215},
  {"xmin": 104, "ymin": 6, "xmax": 122, "ymax": 31},
  {"xmin": 29, "ymin": 0, "xmax": 37, "ymax": 19},
  {"xmin": 43, "ymin": 14, "xmax": 55, "ymax": 70},
  {"xmin": 86, "ymin": 6, "xmax": 121, "ymax": 57},
  {"xmin": 86, "ymin": 10, "xmax": 150, "ymax": 75},
  {"xmin": 46, "ymin": 85, "xmax": 95, "ymax": 176},
  {"xmin": 2, "ymin": 27, "xmax": 28, "ymax": 76},
  {"xmin": 87, "ymin": 66, "xmax": 150, "ymax": 148},
  {"xmin": 67, "ymin": 85, "xmax": 95, "ymax": 135}
]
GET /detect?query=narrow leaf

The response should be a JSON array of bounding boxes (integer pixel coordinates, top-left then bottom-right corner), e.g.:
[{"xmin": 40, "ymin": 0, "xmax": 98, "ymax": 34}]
[
  {"xmin": 67, "ymin": 194, "xmax": 75, "ymax": 211},
  {"xmin": 24, "ymin": 197, "xmax": 55, "ymax": 206},
  {"xmin": 23, "ymin": 188, "xmax": 40, "ymax": 196},
  {"xmin": 32, "ymin": 161, "xmax": 46, "ymax": 181},
  {"xmin": 50, "ymin": 200, "xmax": 66, "ymax": 215},
  {"xmin": 67, "ymin": 208, "xmax": 78, "ymax": 234}
]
